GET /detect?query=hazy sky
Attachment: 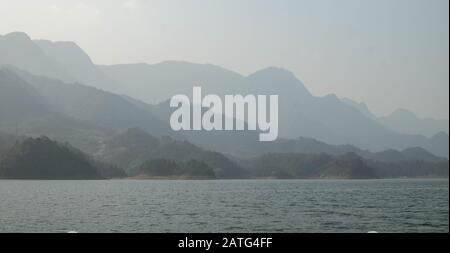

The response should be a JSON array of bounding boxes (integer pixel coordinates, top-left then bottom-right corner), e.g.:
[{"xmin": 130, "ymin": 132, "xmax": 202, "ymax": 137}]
[{"xmin": 0, "ymin": 0, "xmax": 448, "ymax": 119}]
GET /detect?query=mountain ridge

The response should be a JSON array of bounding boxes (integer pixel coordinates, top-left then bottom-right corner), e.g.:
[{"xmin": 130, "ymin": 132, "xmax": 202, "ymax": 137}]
[
  {"xmin": 379, "ymin": 108, "xmax": 449, "ymax": 137},
  {"xmin": 0, "ymin": 31, "xmax": 448, "ymax": 158}
]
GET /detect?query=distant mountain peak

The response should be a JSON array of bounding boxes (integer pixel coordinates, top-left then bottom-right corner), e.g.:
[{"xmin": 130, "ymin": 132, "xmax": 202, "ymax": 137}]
[
  {"xmin": 249, "ymin": 66, "xmax": 295, "ymax": 79},
  {"xmin": 2, "ymin": 31, "xmax": 31, "ymax": 41},
  {"xmin": 341, "ymin": 97, "xmax": 369, "ymax": 109},
  {"xmin": 432, "ymin": 131, "xmax": 449, "ymax": 139},
  {"xmin": 379, "ymin": 108, "xmax": 449, "ymax": 139},
  {"xmin": 35, "ymin": 39, "xmax": 83, "ymax": 52},
  {"xmin": 340, "ymin": 97, "xmax": 377, "ymax": 120},
  {"xmin": 323, "ymin": 93, "xmax": 339, "ymax": 100},
  {"xmin": 390, "ymin": 108, "xmax": 418, "ymax": 118},
  {"xmin": 0, "ymin": 31, "xmax": 76, "ymax": 83},
  {"xmin": 34, "ymin": 39, "xmax": 94, "ymax": 65},
  {"xmin": 154, "ymin": 60, "xmax": 244, "ymax": 77},
  {"xmin": 247, "ymin": 66, "xmax": 312, "ymax": 98}
]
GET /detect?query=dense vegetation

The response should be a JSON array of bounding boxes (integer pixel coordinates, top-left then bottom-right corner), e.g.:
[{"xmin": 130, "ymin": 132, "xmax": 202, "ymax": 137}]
[
  {"xmin": 243, "ymin": 152, "xmax": 448, "ymax": 179},
  {"xmin": 243, "ymin": 153, "xmax": 377, "ymax": 179},
  {"xmin": 0, "ymin": 132, "xmax": 447, "ymax": 180},
  {"xmin": 96, "ymin": 128, "xmax": 247, "ymax": 178},
  {"xmin": 0, "ymin": 34, "xmax": 449, "ymax": 181},
  {"xmin": 0, "ymin": 136, "xmax": 123, "ymax": 179},
  {"xmin": 0, "ymin": 132, "xmax": 18, "ymax": 158},
  {"xmin": 139, "ymin": 158, "xmax": 216, "ymax": 179},
  {"xmin": 94, "ymin": 128, "xmax": 448, "ymax": 180}
]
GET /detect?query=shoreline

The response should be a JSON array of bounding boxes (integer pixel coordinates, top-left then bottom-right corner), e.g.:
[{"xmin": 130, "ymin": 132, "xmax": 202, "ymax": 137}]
[{"xmin": 0, "ymin": 177, "xmax": 448, "ymax": 181}]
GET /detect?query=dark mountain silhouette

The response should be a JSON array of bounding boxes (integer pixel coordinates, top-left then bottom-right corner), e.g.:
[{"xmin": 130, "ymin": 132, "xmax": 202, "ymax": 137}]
[
  {"xmin": 0, "ymin": 129, "xmax": 446, "ymax": 180},
  {"xmin": 0, "ymin": 132, "xmax": 19, "ymax": 158},
  {"xmin": 0, "ymin": 136, "xmax": 104, "ymax": 179}
]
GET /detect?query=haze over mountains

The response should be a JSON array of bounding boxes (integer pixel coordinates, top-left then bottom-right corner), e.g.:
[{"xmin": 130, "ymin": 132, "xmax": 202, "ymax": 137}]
[
  {"xmin": 0, "ymin": 31, "xmax": 448, "ymax": 163},
  {"xmin": 2, "ymin": 131, "xmax": 447, "ymax": 180},
  {"xmin": 99, "ymin": 63, "xmax": 449, "ymax": 156},
  {"xmin": 379, "ymin": 109, "xmax": 449, "ymax": 138}
]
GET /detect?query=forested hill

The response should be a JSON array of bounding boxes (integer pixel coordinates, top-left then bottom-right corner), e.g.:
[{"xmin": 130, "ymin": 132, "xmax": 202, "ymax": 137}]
[{"xmin": 0, "ymin": 136, "xmax": 115, "ymax": 179}]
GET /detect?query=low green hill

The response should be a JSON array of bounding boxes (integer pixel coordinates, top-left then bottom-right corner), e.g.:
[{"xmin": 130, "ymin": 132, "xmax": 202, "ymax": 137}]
[
  {"xmin": 96, "ymin": 128, "xmax": 247, "ymax": 179},
  {"xmin": 0, "ymin": 137, "xmax": 115, "ymax": 179}
]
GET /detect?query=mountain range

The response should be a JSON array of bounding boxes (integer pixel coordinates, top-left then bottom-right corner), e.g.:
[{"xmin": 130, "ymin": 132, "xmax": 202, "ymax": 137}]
[
  {"xmin": 2, "ymin": 129, "xmax": 446, "ymax": 180},
  {"xmin": 0, "ymin": 31, "xmax": 448, "ymax": 163},
  {"xmin": 379, "ymin": 109, "xmax": 448, "ymax": 137}
]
